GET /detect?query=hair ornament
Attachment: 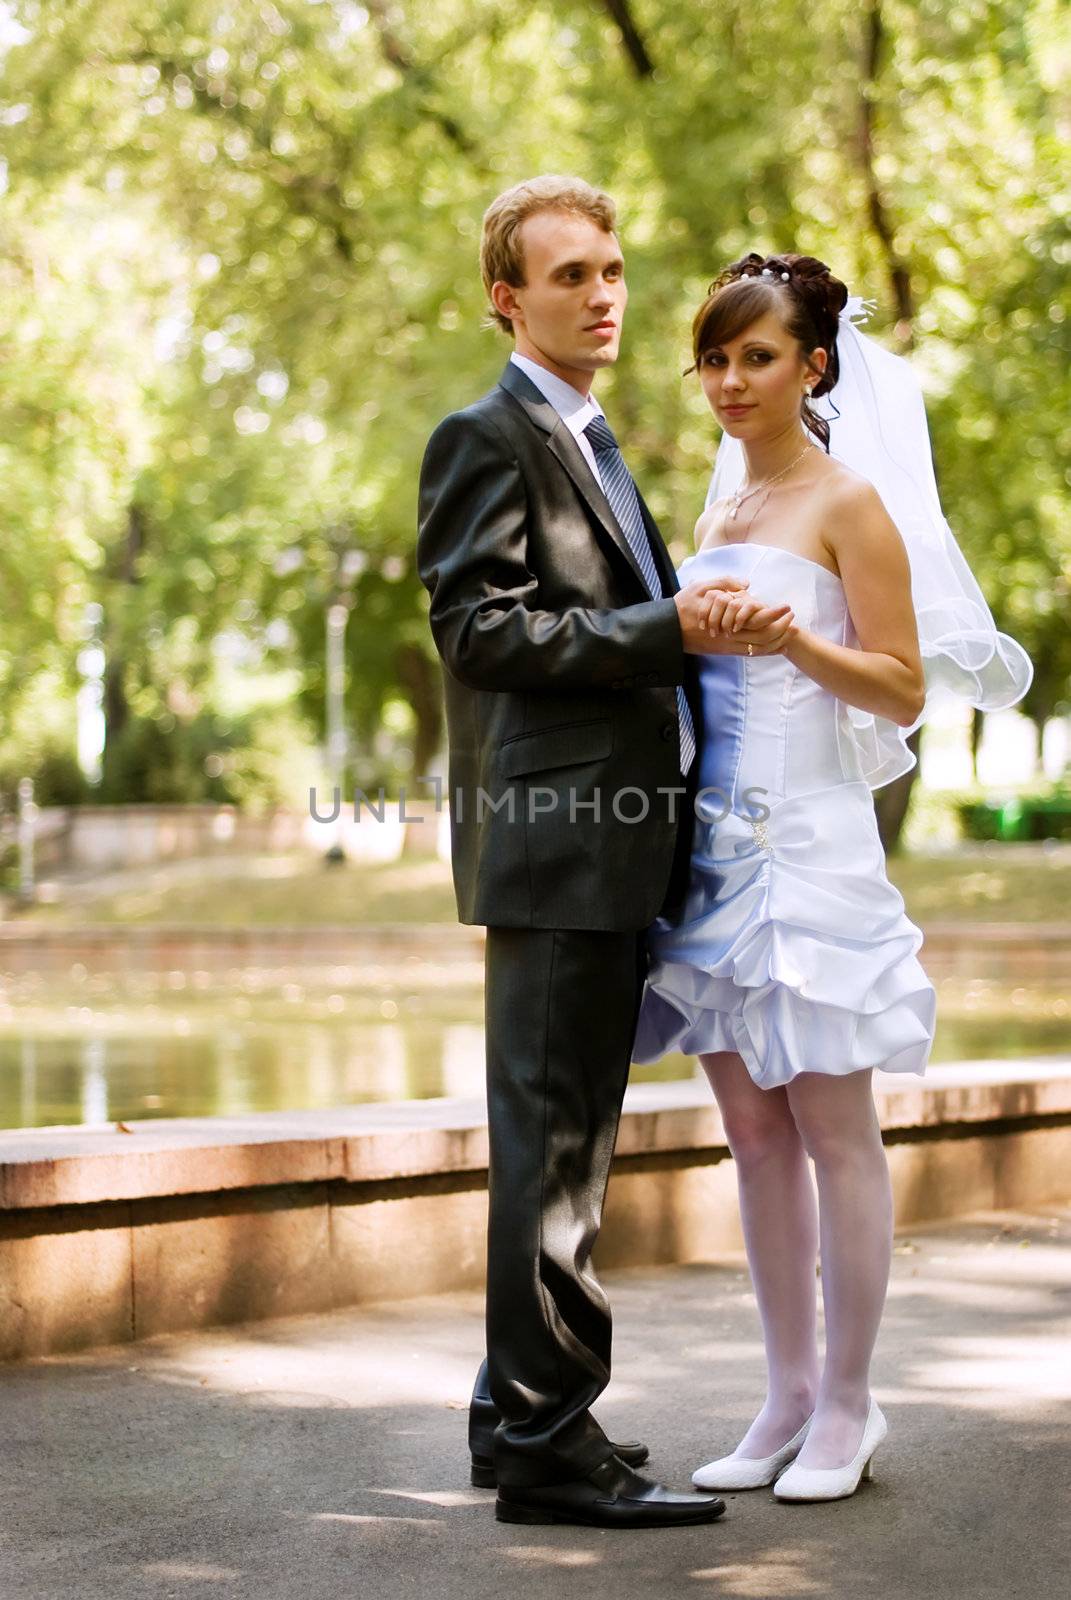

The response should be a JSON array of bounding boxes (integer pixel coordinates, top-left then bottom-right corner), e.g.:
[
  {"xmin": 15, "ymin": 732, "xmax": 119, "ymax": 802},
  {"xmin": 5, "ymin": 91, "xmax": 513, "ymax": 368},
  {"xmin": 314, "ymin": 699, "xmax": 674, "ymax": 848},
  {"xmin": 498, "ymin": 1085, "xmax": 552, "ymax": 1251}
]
[{"xmin": 841, "ymin": 295, "xmax": 877, "ymax": 327}]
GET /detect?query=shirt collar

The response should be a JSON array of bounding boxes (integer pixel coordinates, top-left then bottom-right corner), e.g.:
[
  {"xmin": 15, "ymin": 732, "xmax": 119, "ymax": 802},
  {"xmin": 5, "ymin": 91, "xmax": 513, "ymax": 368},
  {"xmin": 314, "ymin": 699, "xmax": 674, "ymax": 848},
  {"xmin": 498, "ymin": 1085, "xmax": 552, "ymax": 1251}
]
[{"xmin": 509, "ymin": 352, "xmax": 604, "ymax": 442}]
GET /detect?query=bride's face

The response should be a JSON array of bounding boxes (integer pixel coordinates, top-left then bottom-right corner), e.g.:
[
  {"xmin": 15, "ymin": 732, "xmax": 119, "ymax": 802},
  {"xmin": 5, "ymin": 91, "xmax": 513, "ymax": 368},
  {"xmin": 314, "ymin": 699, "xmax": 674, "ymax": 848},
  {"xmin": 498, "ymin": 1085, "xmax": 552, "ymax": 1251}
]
[{"xmin": 696, "ymin": 307, "xmax": 826, "ymax": 437}]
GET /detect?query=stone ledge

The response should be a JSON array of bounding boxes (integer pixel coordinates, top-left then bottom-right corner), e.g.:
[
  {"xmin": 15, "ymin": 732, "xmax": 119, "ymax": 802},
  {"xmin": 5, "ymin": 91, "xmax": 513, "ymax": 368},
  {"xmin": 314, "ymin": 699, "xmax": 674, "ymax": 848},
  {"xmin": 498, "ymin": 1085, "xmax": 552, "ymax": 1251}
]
[
  {"xmin": 922, "ymin": 922, "xmax": 1071, "ymax": 940},
  {"xmin": 0, "ymin": 921, "xmax": 1067, "ymax": 943},
  {"xmin": 0, "ymin": 922, "xmax": 485, "ymax": 945},
  {"xmin": 2, "ymin": 1057, "xmax": 1068, "ymax": 1212}
]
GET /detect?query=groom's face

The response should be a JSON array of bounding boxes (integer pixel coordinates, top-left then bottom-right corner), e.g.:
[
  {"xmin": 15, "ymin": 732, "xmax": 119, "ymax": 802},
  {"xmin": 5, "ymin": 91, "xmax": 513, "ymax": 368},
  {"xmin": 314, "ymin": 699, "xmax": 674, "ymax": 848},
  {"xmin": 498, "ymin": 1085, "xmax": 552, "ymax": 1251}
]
[{"xmin": 496, "ymin": 210, "xmax": 627, "ymax": 388}]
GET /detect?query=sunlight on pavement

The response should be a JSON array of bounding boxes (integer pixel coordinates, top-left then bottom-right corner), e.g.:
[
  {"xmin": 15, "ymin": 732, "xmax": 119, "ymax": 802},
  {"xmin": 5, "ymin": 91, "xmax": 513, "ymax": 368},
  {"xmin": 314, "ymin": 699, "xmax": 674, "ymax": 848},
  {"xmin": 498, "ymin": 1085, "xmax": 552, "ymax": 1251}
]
[
  {"xmin": 365, "ymin": 1488, "xmax": 490, "ymax": 1508},
  {"xmin": 503, "ymin": 1547, "xmax": 601, "ymax": 1566},
  {"xmin": 310, "ymin": 1512, "xmax": 446, "ymax": 1528},
  {"xmin": 689, "ymin": 1553, "xmax": 823, "ymax": 1593},
  {"xmin": 142, "ymin": 1563, "xmax": 246, "ymax": 1581},
  {"xmin": 144, "ymin": 1337, "xmax": 475, "ymax": 1408},
  {"xmin": 906, "ymin": 1336, "xmax": 1071, "ymax": 1403},
  {"xmin": 886, "ymin": 1278, "xmax": 1057, "ymax": 1315}
]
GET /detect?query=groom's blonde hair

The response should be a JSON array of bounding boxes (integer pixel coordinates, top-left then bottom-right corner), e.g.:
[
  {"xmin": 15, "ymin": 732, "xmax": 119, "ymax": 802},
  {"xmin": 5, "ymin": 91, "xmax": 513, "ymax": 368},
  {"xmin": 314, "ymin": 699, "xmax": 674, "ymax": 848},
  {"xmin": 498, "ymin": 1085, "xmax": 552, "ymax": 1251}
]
[{"xmin": 480, "ymin": 176, "xmax": 617, "ymax": 335}]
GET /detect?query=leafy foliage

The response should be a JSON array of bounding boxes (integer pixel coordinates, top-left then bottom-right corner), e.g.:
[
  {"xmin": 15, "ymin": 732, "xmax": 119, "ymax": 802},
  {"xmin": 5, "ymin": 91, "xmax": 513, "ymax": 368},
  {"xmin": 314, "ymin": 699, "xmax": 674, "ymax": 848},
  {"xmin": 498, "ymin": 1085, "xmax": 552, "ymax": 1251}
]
[{"xmin": 0, "ymin": 0, "xmax": 1066, "ymax": 807}]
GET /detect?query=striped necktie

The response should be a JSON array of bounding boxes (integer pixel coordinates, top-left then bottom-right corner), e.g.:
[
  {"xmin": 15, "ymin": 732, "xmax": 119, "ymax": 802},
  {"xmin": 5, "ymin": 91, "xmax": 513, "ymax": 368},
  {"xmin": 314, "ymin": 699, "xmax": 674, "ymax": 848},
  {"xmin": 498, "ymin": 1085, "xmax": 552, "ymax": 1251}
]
[{"xmin": 583, "ymin": 414, "xmax": 696, "ymax": 776}]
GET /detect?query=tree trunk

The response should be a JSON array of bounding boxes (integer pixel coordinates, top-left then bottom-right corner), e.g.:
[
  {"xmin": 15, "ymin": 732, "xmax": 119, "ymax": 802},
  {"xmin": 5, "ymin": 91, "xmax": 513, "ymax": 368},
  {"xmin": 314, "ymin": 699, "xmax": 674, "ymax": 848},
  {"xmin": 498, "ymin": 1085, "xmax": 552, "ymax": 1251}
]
[
  {"xmin": 970, "ymin": 707, "xmax": 984, "ymax": 782},
  {"xmin": 1033, "ymin": 714, "xmax": 1047, "ymax": 778},
  {"xmin": 364, "ymin": 0, "xmax": 478, "ymax": 155},
  {"xmin": 101, "ymin": 502, "xmax": 146, "ymax": 781},
  {"xmin": 395, "ymin": 642, "xmax": 444, "ymax": 855},
  {"xmin": 857, "ymin": 2, "xmax": 915, "ymax": 345},
  {"xmin": 599, "ymin": 0, "xmax": 655, "ymax": 78},
  {"xmin": 874, "ymin": 727, "xmax": 923, "ymax": 853},
  {"xmin": 855, "ymin": 5, "xmax": 920, "ymax": 851}
]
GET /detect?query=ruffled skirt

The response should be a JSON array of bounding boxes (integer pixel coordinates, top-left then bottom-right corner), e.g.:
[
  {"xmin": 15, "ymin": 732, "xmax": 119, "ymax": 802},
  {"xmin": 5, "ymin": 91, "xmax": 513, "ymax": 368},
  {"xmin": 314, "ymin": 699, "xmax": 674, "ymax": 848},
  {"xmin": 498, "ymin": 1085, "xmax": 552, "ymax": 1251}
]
[{"xmin": 633, "ymin": 781, "xmax": 936, "ymax": 1089}]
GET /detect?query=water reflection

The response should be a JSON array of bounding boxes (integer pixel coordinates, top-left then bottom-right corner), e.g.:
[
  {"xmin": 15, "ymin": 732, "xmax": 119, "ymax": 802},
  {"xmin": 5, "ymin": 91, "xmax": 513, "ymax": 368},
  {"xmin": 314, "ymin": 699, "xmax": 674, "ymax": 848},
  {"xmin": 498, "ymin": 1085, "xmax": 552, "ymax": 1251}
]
[
  {"xmin": 81, "ymin": 1036, "xmax": 108, "ymax": 1125},
  {"xmin": 20, "ymin": 1036, "xmax": 36, "ymax": 1128},
  {"xmin": 0, "ymin": 991, "xmax": 1067, "ymax": 1131}
]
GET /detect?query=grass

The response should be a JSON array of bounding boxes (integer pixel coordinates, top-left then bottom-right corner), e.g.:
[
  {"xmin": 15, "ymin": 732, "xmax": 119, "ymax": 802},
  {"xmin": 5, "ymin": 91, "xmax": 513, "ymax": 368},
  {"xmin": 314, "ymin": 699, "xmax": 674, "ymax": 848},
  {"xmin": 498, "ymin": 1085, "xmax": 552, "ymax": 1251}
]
[
  {"xmin": 11, "ymin": 842, "xmax": 1071, "ymax": 929},
  {"xmin": 21, "ymin": 854, "xmax": 460, "ymax": 927},
  {"xmin": 886, "ymin": 846, "xmax": 1071, "ymax": 926}
]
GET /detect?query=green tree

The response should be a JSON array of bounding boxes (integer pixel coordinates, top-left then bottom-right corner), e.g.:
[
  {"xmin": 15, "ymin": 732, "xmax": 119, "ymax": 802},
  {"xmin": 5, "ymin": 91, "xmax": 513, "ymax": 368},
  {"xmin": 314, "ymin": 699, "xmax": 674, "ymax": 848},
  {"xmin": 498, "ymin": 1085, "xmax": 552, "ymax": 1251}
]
[{"xmin": 1, "ymin": 0, "xmax": 1065, "ymax": 826}]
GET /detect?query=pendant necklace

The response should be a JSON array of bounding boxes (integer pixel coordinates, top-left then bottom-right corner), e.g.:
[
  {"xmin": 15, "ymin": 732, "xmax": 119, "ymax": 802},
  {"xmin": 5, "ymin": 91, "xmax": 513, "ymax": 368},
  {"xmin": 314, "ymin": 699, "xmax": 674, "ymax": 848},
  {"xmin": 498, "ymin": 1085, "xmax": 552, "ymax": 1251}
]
[{"xmin": 727, "ymin": 440, "xmax": 814, "ymax": 522}]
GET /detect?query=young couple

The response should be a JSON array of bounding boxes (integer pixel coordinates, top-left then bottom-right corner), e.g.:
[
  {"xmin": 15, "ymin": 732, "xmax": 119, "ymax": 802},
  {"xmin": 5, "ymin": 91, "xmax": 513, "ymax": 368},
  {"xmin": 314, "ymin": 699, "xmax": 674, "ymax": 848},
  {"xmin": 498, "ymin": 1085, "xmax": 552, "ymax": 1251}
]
[{"xmin": 416, "ymin": 176, "xmax": 1030, "ymax": 1529}]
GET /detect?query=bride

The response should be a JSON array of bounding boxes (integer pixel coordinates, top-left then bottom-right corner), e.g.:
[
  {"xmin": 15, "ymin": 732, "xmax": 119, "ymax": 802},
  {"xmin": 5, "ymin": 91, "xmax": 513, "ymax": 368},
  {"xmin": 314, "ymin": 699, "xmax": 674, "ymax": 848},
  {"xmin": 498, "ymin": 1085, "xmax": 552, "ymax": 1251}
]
[{"xmin": 632, "ymin": 253, "xmax": 1032, "ymax": 1501}]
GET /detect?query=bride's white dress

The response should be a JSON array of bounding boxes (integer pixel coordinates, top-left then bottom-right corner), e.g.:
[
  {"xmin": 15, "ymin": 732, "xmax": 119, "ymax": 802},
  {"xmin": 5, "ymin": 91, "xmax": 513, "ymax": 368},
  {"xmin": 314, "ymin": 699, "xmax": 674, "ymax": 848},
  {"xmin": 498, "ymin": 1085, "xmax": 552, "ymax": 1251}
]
[{"xmin": 633, "ymin": 542, "xmax": 936, "ymax": 1088}]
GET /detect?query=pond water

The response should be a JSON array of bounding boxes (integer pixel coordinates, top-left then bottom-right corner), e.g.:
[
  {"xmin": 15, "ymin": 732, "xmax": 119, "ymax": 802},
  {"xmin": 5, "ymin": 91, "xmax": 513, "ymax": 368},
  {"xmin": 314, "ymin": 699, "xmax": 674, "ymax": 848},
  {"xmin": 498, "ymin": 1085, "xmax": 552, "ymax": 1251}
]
[{"xmin": 0, "ymin": 977, "xmax": 1067, "ymax": 1130}]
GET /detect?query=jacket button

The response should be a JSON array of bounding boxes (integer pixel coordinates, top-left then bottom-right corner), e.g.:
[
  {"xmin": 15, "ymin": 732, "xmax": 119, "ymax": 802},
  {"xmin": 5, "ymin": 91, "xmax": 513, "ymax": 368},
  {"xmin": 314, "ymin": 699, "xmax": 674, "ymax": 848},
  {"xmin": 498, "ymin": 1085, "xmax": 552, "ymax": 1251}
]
[{"xmin": 660, "ymin": 722, "xmax": 674, "ymax": 741}]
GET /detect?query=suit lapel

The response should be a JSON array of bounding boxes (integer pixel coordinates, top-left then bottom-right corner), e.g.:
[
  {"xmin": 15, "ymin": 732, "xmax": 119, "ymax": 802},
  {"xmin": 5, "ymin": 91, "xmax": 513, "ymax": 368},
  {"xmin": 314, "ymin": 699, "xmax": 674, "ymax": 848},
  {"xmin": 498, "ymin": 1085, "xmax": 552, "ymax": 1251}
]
[
  {"xmin": 496, "ymin": 361, "xmax": 699, "ymax": 752},
  {"xmin": 498, "ymin": 362, "xmax": 655, "ymax": 597}
]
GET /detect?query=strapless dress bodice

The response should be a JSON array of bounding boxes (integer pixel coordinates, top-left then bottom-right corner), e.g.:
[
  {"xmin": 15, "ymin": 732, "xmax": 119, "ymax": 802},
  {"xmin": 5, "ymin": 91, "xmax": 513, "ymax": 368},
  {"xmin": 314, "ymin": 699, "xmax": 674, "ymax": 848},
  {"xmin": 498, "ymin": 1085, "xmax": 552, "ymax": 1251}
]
[{"xmin": 680, "ymin": 542, "xmax": 867, "ymax": 804}]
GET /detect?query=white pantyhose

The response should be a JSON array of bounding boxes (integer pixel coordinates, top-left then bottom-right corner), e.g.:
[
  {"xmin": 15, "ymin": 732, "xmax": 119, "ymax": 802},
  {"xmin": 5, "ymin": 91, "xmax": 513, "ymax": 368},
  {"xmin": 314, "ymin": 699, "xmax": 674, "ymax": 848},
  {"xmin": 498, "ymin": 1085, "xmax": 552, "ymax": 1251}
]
[{"xmin": 700, "ymin": 1052, "xmax": 894, "ymax": 1470}]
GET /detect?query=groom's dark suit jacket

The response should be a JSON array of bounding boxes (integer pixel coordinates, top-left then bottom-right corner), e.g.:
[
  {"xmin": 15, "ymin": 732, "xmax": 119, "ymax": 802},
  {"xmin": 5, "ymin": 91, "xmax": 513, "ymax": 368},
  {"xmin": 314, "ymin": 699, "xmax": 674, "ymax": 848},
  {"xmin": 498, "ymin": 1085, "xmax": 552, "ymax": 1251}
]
[{"xmin": 416, "ymin": 360, "xmax": 704, "ymax": 931}]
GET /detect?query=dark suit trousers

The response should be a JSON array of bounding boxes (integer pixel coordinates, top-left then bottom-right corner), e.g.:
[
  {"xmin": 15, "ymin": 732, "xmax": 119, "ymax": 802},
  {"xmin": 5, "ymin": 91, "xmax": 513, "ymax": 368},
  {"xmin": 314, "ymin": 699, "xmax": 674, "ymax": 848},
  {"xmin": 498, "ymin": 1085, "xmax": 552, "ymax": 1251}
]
[{"xmin": 471, "ymin": 923, "xmax": 651, "ymax": 1487}]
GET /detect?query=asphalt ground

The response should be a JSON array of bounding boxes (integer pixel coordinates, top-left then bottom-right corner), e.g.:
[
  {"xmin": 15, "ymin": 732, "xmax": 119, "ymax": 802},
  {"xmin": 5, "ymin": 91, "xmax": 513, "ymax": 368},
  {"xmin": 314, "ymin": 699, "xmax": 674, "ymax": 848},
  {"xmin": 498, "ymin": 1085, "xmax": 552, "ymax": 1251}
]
[{"xmin": 1, "ymin": 1207, "xmax": 1068, "ymax": 1600}]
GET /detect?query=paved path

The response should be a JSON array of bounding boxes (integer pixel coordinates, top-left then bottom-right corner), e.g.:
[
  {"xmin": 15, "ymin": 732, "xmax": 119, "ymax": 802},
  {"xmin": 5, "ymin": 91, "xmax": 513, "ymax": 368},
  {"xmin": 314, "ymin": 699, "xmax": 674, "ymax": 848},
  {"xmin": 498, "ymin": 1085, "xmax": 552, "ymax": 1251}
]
[{"xmin": 2, "ymin": 1208, "xmax": 1068, "ymax": 1599}]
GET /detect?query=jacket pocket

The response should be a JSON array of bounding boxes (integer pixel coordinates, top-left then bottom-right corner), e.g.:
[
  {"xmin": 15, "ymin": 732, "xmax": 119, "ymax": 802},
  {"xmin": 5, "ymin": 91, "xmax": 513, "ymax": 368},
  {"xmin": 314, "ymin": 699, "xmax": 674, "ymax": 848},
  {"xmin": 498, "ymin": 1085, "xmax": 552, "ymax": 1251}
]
[{"xmin": 501, "ymin": 718, "xmax": 613, "ymax": 777}]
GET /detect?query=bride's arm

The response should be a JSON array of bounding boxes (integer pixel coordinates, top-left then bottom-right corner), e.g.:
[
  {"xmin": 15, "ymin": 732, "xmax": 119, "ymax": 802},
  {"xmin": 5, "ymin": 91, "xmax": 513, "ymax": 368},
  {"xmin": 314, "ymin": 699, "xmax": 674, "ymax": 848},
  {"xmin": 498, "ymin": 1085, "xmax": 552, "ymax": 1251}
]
[{"xmin": 781, "ymin": 478, "xmax": 925, "ymax": 728}]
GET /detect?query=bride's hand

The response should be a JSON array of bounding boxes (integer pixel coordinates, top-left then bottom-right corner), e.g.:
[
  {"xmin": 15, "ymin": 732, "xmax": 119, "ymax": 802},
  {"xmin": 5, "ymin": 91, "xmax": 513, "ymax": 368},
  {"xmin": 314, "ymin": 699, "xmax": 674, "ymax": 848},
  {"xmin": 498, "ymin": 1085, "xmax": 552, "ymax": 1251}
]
[
  {"xmin": 698, "ymin": 591, "xmax": 796, "ymax": 655},
  {"xmin": 697, "ymin": 590, "xmax": 787, "ymax": 638},
  {"xmin": 733, "ymin": 609, "xmax": 798, "ymax": 655},
  {"xmin": 708, "ymin": 593, "xmax": 766, "ymax": 634}
]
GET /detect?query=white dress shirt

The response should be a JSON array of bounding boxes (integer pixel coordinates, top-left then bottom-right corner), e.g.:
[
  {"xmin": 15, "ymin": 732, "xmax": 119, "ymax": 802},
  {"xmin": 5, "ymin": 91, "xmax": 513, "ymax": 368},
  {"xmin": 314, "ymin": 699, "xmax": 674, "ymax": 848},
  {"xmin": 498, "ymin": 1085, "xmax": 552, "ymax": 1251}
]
[{"xmin": 509, "ymin": 352, "xmax": 609, "ymax": 492}]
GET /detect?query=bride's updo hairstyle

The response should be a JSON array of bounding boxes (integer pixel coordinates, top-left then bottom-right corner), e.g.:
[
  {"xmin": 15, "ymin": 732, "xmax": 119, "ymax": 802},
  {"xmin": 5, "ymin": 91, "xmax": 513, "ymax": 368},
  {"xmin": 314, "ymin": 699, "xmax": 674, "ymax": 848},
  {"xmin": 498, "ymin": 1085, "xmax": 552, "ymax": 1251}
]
[{"xmin": 689, "ymin": 252, "xmax": 849, "ymax": 451}]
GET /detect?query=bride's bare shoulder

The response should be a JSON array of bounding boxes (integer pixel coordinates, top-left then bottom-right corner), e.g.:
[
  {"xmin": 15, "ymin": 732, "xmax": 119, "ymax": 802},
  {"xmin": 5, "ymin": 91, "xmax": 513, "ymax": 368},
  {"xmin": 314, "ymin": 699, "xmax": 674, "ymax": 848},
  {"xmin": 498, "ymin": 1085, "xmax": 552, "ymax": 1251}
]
[
  {"xmin": 816, "ymin": 456, "xmax": 880, "ymax": 508},
  {"xmin": 694, "ymin": 499, "xmax": 731, "ymax": 554},
  {"xmin": 818, "ymin": 461, "xmax": 895, "ymax": 531},
  {"xmin": 819, "ymin": 458, "xmax": 907, "ymax": 569}
]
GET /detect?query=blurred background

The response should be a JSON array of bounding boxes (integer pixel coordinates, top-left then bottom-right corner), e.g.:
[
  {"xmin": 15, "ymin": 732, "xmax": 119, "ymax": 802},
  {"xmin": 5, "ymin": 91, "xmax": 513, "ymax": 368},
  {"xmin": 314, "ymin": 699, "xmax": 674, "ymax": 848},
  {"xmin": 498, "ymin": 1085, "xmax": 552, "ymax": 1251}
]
[{"xmin": 0, "ymin": 0, "xmax": 1067, "ymax": 1128}]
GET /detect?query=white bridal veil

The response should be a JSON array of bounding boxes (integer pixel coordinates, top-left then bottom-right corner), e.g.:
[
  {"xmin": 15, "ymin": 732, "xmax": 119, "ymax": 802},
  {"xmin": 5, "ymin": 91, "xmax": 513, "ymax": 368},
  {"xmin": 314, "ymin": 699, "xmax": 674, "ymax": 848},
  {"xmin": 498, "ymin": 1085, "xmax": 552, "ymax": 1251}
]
[{"xmin": 705, "ymin": 296, "xmax": 1034, "ymax": 789}]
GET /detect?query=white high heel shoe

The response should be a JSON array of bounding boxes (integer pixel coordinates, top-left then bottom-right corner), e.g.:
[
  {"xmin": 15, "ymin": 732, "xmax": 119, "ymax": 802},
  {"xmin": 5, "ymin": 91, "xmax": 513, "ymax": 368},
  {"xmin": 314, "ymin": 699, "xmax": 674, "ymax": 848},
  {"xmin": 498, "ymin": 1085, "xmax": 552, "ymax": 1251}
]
[
  {"xmin": 692, "ymin": 1414, "xmax": 813, "ymax": 1491},
  {"xmin": 772, "ymin": 1398, "xmax": 887, "ymax": 1502}
]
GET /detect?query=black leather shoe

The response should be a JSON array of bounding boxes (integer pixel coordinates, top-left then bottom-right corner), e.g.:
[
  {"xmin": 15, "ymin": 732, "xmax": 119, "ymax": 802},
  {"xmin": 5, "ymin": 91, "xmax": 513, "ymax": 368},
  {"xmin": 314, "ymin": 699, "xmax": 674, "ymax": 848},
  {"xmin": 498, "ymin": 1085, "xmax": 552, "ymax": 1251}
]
[
  {"xmin": 471, "ymin": 1438, "xmax": 649, "ymax": 1489},
  {"xmin": 495, "ymin": 1456, "xmax": 727, "ymax": 1528}
]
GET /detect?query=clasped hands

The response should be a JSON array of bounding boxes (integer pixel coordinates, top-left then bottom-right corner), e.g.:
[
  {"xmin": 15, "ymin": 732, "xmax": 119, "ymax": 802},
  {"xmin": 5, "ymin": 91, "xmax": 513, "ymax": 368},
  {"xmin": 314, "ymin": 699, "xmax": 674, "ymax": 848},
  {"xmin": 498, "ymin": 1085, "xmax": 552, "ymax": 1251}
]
[{"xmin": 674, "ymin": 575, "xmax": 796, "ymax": 657}]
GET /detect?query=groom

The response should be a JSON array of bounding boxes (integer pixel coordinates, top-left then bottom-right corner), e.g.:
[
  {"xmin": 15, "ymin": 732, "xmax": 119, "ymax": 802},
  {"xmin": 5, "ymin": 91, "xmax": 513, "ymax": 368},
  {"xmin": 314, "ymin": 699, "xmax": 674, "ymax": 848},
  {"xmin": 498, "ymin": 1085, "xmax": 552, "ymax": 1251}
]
[{"xmin": 417, "ymin": 176, "xmax": 791, "ymax": 1528}]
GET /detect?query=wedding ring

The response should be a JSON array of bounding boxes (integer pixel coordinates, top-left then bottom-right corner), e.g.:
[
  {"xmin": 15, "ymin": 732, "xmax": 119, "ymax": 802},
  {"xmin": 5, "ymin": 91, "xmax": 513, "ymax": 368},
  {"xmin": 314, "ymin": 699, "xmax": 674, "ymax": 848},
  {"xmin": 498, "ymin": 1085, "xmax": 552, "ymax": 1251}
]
[{"xmin": 747, "ymin": 643, "xmax": 754, "ymax": 656}]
